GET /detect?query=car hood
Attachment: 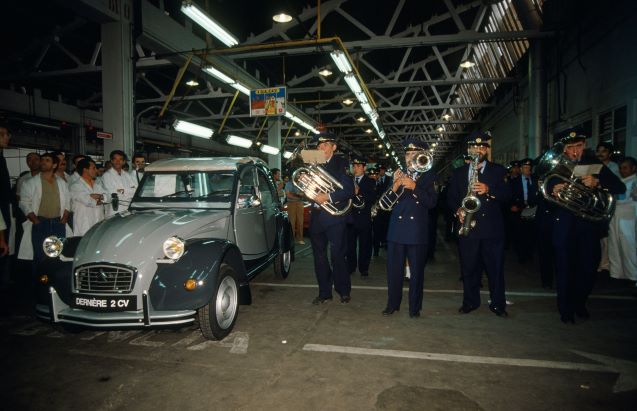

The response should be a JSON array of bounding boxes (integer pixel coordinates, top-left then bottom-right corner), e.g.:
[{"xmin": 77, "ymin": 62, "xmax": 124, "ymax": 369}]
[{"xmin": 74, "ymin": 209, "xmax": 231, "ymax": 268}]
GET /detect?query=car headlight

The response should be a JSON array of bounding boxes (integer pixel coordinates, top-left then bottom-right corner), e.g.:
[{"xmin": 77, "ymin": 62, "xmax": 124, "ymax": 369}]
[
  {"xmin": 163, "ymin": 236, "xmax": 185, "ymax": 260},
  {"xmin": 43, "ymin": 236, "xmax": 64, "ymax": 258}
]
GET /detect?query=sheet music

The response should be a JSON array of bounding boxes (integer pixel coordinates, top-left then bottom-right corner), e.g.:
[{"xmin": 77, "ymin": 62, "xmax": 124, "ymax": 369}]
[
  {"xmin": 573, "ymin": 164, "xmax": 603, "ymax": 177},
  {"xmin": 300, "ymin": 149, "xmax": 326, "ymax": 164}
]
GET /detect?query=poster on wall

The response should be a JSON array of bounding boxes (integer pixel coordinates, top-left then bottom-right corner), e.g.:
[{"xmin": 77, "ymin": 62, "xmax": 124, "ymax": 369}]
[{"xmin": 250, "ymin": 87, "xmax": 286, "ymax": 117}]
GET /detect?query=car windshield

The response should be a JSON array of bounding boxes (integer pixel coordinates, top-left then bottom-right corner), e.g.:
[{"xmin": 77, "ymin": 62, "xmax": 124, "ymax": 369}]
[{"xmin": 131, "ymin": 171, "xmax": 236, "ymax": 208}]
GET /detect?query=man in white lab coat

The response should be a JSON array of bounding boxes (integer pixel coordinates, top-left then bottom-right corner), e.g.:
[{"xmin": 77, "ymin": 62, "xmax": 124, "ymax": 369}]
[
  {"xmin": 608, "ymin": 157, "xmax": 637, "ymax": 282},
  {"xmin": 101, "ymin": 150, "xmax": 137, "ymax": 218},
  {"xmin": 18, "ymin": 153, "xmax": 72, "ymax": 264},
  {"xmin": 70, "ymin": 158, "xmax": 106, "ymax": 236}
]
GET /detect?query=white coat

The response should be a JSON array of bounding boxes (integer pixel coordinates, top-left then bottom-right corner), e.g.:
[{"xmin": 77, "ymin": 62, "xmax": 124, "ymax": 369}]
[
  {"xmin": 18, "ymin": 175, "xmax": 72, "ymax": 260},
  {"xmin": 609, "ymin": 174, "xmax": 637, "ymax": 281},
  {"xmin": 70, "ymin": 177, "xmax": 107, "ymax": 236},
  {"xmin": 101, "ymin": 168, "xmax": 138, "ymax": 218}
]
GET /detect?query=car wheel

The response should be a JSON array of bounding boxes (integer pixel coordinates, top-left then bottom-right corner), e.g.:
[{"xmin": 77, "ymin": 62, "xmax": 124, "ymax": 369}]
[
  {"xmin": 197, "ymin": 264, "xmax": 239, "ymax": 340},
  {"xmin": 273, "ymin": 248, "xmax": 291, "ymax": 279}
]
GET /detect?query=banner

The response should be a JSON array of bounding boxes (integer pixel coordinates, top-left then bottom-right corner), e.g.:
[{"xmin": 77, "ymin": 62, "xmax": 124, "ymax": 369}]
[{"xmin": 250, "ymin": 87, "xmax": 286, "ymax": 117}]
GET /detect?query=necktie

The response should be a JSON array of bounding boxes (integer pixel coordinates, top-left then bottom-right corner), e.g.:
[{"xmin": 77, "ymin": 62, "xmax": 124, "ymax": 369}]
[{"xmin": 356, "ymin": 176, "xmax": 361, "ymax": 184}]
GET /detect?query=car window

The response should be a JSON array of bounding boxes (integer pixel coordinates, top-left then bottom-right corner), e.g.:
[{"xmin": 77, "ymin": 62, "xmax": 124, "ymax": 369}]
[
  {"xmin": 135, "ymin": 171, "xmax": 235, "ymax": 202},
  {"xmin": 257, "ymin": 170, "xmax": 276, "ymax": 207}
]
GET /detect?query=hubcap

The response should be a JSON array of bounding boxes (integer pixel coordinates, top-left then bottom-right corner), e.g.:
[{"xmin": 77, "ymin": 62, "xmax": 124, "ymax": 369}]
[{"xmin": 215, "ymin": 275, "xmax": 238, "ymax": 329}]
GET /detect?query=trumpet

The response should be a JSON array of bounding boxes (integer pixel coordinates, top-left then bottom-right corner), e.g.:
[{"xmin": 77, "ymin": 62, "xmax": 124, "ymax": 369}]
[{"xmin": 370, "ymin": 150, "xmax": 433, "ymax": 217}]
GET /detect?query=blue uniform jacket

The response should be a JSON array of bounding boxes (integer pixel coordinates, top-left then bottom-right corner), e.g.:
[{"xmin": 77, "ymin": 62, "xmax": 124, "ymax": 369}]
[
  {"xmin": 510, "ymin": 174, "xmax": 539, "ymax": 208},
  {"xmin": 386, "ymin": 169, "xmax": 438, "ymax": 245},
  {"xmin": 351, "ymin": 175, "xmax": 376, "ymax": 229},
  {"xmin": 447, "ymin": 161, "xmax": 512, "ymax": 239},
  {"xmin": 310, "ymin": 155, "xmax": 354, "ymax": 229}
]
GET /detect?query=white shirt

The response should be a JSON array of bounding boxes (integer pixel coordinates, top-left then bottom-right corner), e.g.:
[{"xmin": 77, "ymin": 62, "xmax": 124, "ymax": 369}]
[
  {"xmin": 70, "ymin": 177, "xmax": 107, "ymax": 236},
  {"xmin": 101, "ymin": 168, "xmax": 138, "ymax": 217},
  {"xmin": 130, "ymin": 169, "xmax": 144, "ymax": 184}
]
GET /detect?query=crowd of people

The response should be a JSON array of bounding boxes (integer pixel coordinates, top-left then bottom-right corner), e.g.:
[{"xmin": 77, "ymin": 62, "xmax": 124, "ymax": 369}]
[{"xmin": 0, "ymin": 122, "xmax": 148, "ymax": 288}]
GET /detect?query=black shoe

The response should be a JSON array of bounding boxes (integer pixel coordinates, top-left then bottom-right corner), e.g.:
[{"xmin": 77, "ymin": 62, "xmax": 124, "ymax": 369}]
[
  {"xmin": 340, "ymin": 295, "xmax": 351, "ymax": 304},
  {"xmin": 489, "ymin": 306, "xmax": 508, "ymax": 317},
  {"xmin": 561, "ymin": 314, "xmax": 575, "ymax": 324},
  {"xmin": 575, "ymin": 307, "xmax": 590, "ymax": 319},
  {"xmin": 382, "ymin": 307, "xmax": 399, "ymax": 316},
  {"xmin": 312, "ymin": 296, "xmax": 332, "ymax": 305},
  {"xmin": 409, "ymin": 311, "xmax": 420, "ymax": 318},
  {"xmin": 458, "ymin": 305, "xmax": 477, "ymax": 314}
]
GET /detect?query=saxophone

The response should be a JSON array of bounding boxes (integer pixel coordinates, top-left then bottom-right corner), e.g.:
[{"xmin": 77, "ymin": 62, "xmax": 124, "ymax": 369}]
[{"xmin": 458, "ymin": 154, "xmax": 482, "ymax": 236}]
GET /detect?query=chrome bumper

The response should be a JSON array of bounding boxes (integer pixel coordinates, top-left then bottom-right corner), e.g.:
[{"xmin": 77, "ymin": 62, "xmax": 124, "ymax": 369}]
[{"xmin": 36, "ymin": 287, "xmax": 197, "ymax": 327}]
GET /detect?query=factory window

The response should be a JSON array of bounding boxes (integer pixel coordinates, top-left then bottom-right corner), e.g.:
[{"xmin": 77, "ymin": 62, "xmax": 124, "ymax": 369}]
[{"xmin": 598, "ymin": 106, "xmax": 627, "ymax": 155}]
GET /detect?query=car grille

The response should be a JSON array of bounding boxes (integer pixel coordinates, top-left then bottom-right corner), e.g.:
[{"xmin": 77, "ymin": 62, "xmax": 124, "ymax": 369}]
[{"xmin": 74, "ymin": 264, "xmax": 135, "ymax": 293}]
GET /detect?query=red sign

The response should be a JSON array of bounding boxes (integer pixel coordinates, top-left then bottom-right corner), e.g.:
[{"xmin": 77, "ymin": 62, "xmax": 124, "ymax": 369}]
[{"xmin": 97, "ymin": 131, "xmax": 113, "ymax": 140}]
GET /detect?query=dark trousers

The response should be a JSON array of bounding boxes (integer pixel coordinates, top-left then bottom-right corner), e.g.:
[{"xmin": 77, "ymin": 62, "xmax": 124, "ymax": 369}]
[
  {"xmin": 537, "ymin": 214, "xmax": 554, "ymax": 287},
  {"xmin": 553, "ymin": 229, "xmax": 597, "ymax": 317},
  {"xmin": 310, "ymin": 221, "xmax": 350, "ymax": 299},
  {"xmin": 32, "ymin": 217, "xmax": 65, "ymax": 265},
  {"xmin": 458, "ymin": 237, "xmax": 506, "ymax": 309},
  {"xmin": 513, "ymin": 216, "xmax": 537, "ymax": 263},
  {"xmin": 372, "ymin": 211, "xmax": 389, "ymax": 254},
  {"xmin": 386, "ymin": 242, "xmax": 427, "ymax": 314},
  {"xmin": 346, "ymin": 223, "xmax": 372, "ymax": 275}
]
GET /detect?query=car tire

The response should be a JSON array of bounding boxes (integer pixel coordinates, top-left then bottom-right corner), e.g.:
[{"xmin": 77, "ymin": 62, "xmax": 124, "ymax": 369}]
[
  {"xmin": 198, "ymin": 264, "xmax": 239, "ymax": 340},
  {"xmin": 273, "ymin": 248, "xmax": 291, "ymax": 279}
]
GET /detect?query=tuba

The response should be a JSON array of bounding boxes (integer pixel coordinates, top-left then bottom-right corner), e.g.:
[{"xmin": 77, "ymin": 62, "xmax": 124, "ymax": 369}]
[
  {"xmin": 458, "ymin": 152, "xmax": 481, "ymax": 236},
  {"xmin": 370, "ymin": 149, "xmax": 433, "ymax": 217},
  {"xmin": 288, "ymin": 145, "xmax": 352, "ymax": 216},
  {"xmin": 536, "ymin": 142, "xmax": 615, "ymax": 221}
]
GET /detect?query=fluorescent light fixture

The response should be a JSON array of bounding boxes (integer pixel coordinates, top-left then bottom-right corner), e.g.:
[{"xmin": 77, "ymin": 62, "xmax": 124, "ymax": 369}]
[
  {"xmin": 342, "ymin": 98, "xmax": 354, "ymax": 105},
  {"xmin": 385, "ymin": 142, "xmax": 390, "ymax": 149},
  {"xmin": 460, "ymin": 60, "xmax": 475, "ymax": 68},
  {"xmin": 203, "ymin": 66, "xmax": 234, "ymax": 84},
  {"xmin": 330, "ymin": 50, "xmax": 352, "ymax": 74},
  {"xmin": 379, "ymin": 131, "xmax": 386, "ymax": 139},
  {"xmin": 365, "ymin": 128, "xmax": 372, "ymax": 134},
  {"xmin": 318, "ymin": 69, "xmax": 333, "ymax": 77},
  {"xmin": 344, "ymin": 73, "xmax": 363, "ymax": 95},
  {"xmin": 260, "ymin": 144, "xmax": 280, "ymax": 155},
  {"xmin": 391, "ymin": 150, "xmax": 395, "ymax": 156},
  {"xmin": 186, "ymin": 79, "xmax": 199, "ymax": 86},
  {"xmin": 232, "ymin": 82, "xmax": 251, "ymax": 96},
  {"xmin": 226, "ymin": 134, "xmax": 253, "ymax": 148},
  {"xmin": 285, "ymin": 111, "xmax": 320, "ymax": 134},
  {"xmin": 173, "ymin": 119, "xmax": 213, "ymax": 139},
  {"xmin": 272, "ymin": 13, "xmax": 292, "ymax": 23},
  {"xmin": 357, "ymin": 116, "xmax": 365, "ymax": 122},
  {"xmin": 23, "ymin": 120, "xmax": 60, "ymax": 130},
  {"xmin": 369, "ymin": 110, "xmax": 379, "ymax": 121},
  {"xmin": 283, "ymin": 151, "xmax": 293, "ymax": 159},
  {"xmin": 181, "ymin": 1, "xmax": 239, "ymax": 47}
]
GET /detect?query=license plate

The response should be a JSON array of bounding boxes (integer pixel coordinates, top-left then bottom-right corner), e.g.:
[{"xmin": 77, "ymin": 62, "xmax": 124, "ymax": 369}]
[{"xmin": 71, "ymin": 294, "xmax": 137, "ymax": 312}]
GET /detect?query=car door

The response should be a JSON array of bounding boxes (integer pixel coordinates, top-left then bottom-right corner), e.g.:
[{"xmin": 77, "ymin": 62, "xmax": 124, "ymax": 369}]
[
  {"xmin": 234, "ymin": 166, "xmax": 268, "ymax": 257},
  {"xmin": 257, "ymin": 168, "xmax": 278, "ymax": 251}
]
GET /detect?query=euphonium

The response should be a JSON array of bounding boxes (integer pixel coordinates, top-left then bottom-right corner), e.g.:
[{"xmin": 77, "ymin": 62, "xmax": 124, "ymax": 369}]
[
  {"xmin": 288, "ymin": 146, "xmax": 352, "ymax": 216},
  {"xmin": 536, "ymin": 142, "xmax": 615, "ymax": 221},
  {"xmin": 370, "ymin": 150, "xmax": 433, "ymax": 217},
  {"xmin": 458, "ymin": 153, "xmax": 481, "ymax": 236}
]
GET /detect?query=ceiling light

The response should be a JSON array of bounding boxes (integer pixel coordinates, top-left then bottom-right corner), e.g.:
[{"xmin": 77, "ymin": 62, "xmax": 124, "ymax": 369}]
[
  {"xmin": 391, "ymin": 151, "xmax": 395, "ymax": 156},
  {"xmin": 377, "ymin": 144, "xmax": 383, "ymax": 149},
  {"xmin": 385, "ymin": 142, "xmax": 390, "ymax": 149},
  {"xmin": 442, "ymin": 114, "xmax": 451, "ymax": 121},
  {"xmin": 460, "ymin": 60, "xmax": 475, "ymax": 68},
  {"xmin": 373, "ymin": 138, "xmax": 378, "ymax": 141},
  {"xmin": 256, "ymin": 141, "xmax": 262, "ymax": 146},
  {"xmin": 226, "ymin": 134, "xmax": 252, "ymax": 148},
  {"xmin": 173, "ymin": 119, "xmax": 214, "ymax": 139},
  {"xmin": 260, "ymin": 144, "xmax": 280, "ymax": 155},
  {"xmin": 318, "ymin": 69, "xmax": 333, "ymax": 77},
  {"xmin": 272, "ymin": 13, "xmax": 292, "ymax": 23},
  {"xmin": 344, "ymin": 73, "xmax": 363, "ymax": 95},
  {"xmin": 181, "ymin": 1, "xmax": 239, "ymax": 47},
  {"xmin": 294, "ymin": 131, "xmax": 301, "ymax": 136},
  {"xmin": 203, "ymin": 66, "xmax": 234, "ymax": 84},
  {"xmin": 365, "ymin": 129, "xmax": 372, "ymax": 134},
  {"xmin": 330, "ymin": 50, "xmax": 352, "ymax": 74},
  {"xmin": 283, "ymin": 151, "xmax": 294, "ymax": 159},
  {"xmin": 186, "ymin": 79, "xmax": 199, "ymax": 87},
  {"xmin": 342, "ymin": 98, "xmax": 354, "ymax": 105},
  {"xmin": 357, "ymin": 116, "xmax": 365, "ymax": 122},
  {"xmin": 231, "ymin": 82, "xmax": 251, "ymax": 95},
  {"xmin": 436, "ymin": 126, "xmax": 444, "ymax": 132}
]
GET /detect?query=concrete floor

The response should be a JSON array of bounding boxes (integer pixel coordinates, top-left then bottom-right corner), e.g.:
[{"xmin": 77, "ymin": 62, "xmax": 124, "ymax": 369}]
[{"xmin": 2, "ymin": 233, "xmax": 637, "ymax": 411}]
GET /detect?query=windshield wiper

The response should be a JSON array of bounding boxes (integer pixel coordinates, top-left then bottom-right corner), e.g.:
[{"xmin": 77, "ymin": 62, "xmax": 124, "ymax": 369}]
[{"xmin": 162, "ymin": 189, "xmax": 194, "ymax": 198}]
